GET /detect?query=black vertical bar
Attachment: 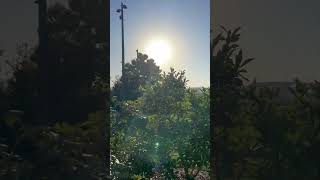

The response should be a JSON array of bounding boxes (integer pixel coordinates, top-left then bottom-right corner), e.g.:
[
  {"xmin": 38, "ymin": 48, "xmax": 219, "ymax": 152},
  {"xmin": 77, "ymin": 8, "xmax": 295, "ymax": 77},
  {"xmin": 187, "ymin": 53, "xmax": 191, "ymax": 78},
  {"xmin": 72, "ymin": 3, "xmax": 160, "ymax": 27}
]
[{"xmin": 106, "ymin": 0, "xmax": 111, "ymax": 177}]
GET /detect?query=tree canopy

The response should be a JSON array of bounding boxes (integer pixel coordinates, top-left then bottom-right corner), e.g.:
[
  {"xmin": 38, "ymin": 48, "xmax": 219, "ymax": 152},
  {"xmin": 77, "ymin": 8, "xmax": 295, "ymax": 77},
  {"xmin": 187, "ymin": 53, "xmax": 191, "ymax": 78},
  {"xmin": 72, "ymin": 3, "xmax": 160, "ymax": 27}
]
[
  {"xmin": 111, "ymin": 55, "xmax": 210, "ymax": 179},
  {"xmin": 211, "ymin": 26, "xmax": 320, "ymax": 180},
  {"xmin": 0, "ymin": 1, "xmax": 108, "ymax": 179},
  {"xmin": 112, "ymin": 52, "xmax": 161, "ymax": 101}
]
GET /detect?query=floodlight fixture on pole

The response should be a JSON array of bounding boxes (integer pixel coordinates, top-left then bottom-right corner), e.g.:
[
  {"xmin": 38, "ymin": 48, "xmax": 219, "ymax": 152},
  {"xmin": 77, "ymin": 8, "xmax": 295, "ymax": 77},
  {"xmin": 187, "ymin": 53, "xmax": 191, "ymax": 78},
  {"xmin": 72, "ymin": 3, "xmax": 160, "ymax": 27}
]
[{"xmin": 117, "ymin": 2, "xmax": 127, "ymax": 76}]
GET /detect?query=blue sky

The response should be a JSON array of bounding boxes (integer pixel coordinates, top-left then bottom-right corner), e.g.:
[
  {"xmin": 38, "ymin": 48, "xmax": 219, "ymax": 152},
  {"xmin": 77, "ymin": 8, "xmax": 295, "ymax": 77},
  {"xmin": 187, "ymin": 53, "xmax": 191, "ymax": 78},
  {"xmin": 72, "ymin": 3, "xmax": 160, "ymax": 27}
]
[{"xmin": 110, "ymin": 0, "xmax": 210, "ymax": 87}]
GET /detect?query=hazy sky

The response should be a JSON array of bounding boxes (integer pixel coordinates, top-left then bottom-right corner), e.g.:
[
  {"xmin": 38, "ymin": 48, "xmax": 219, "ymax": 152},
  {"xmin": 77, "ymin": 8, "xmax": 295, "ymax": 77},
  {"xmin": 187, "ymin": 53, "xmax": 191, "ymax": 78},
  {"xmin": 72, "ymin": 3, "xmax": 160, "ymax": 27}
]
[
  {"xmin": 110, "ymin": 0, "xmax": 210, "ymax": 87},
  {"xmin": 213, "ymin": 0, "xmax": 320, "ymax": 82},
  {"xmin": 3, "ymin": 0, "xmax": 318, "ymax": 85},
  {"xmin": 0, "ymin": 0, "xmax": 67, "ymax": 56},
  {"xmin": 0, "ymin": 0, "xmax": 66, "ymax": 81}
]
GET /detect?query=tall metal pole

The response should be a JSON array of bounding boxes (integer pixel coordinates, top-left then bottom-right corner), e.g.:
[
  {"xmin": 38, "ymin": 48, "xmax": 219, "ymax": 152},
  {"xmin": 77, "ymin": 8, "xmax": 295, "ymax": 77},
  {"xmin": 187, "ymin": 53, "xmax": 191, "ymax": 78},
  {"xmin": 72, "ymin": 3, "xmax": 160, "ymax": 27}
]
[
  {"xmin": 35, "ymin": 0, "xmax": 48, "ymax": 59},
  {"xmin": 121, "ymin": 3, "xmax": 125, "ymax": 75},
  {"xmin": 117, "ymin": 2, "xmax": 127, "ymax": 76},
  {"xmin": 35, "ymin": 0, "xmax": 49, "ymax": 121}
]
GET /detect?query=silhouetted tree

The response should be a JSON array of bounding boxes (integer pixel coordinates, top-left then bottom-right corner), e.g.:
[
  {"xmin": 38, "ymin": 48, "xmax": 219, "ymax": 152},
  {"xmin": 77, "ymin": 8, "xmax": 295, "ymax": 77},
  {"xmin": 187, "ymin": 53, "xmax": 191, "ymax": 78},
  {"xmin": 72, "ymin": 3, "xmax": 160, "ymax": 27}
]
[
  {"xmin": 8, "ymin": 1, "xmax": 107, "ymax": 124},
  {"xmin": 211, "ymin": 26, "xmax": 254, "ymax": 179},
  {"xmin": 0, "ymin": 1, "xmax": 109, "ymax": 179},
  {"xmin": 112, "ymin": 52, "xmax": 161, "ymax": 101},
  {"xmin": 211, "ymin": 26, "xmax": 320, "ymax": 180}
]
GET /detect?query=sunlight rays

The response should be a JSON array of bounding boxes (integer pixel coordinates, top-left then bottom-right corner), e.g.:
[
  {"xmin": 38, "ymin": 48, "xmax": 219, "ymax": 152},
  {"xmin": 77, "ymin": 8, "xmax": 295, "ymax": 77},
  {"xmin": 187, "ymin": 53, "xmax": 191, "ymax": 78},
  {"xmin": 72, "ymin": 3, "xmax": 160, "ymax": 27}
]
[{"xmin": 145, "ymin": 38, "xmax": 172, "ymax": 65}]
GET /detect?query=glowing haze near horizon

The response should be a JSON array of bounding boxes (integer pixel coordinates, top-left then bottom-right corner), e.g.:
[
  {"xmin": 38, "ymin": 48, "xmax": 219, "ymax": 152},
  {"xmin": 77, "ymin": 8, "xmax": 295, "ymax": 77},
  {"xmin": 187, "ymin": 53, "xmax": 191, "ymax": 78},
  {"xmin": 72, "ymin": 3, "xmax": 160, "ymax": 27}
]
[{"xmin": 110, "ymin": 0, "xmax": 210, "ymax": 87}]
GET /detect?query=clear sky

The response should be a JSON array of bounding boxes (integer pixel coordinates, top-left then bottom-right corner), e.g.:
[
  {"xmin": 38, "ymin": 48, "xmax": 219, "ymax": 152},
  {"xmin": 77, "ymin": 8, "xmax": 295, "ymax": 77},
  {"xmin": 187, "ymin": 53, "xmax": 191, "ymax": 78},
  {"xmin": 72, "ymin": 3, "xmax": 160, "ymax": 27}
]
[{"xmin": 110, "ymin": 0, "xmax": 210, "ymax": 87}]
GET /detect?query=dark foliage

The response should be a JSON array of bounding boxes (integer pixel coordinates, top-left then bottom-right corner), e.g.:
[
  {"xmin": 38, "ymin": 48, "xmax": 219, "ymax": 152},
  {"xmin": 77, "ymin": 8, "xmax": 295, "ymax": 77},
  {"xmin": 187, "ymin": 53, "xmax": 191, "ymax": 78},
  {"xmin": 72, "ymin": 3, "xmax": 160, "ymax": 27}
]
[
  {"xmin": 211, "ymin": 27, "xmax": 320, "ymax": 179},
  {"xmin": 0, "ymin": 1, "xmax": 108, "ymax": 179}
]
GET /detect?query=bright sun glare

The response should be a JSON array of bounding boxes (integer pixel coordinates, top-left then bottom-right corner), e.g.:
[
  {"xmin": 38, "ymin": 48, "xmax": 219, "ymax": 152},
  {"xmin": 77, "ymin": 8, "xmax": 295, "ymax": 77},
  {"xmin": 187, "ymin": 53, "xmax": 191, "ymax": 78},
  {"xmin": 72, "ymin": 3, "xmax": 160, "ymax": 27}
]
[{"xmin": 145, "ymin": 39, "xmax": 172, "ymax": 65}]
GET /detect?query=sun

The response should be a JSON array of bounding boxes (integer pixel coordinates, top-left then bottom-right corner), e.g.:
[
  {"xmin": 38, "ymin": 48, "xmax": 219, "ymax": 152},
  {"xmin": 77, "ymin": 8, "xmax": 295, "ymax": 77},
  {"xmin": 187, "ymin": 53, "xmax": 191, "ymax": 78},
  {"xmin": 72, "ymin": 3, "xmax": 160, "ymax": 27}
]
[{"xmin": 145, "ymin": 39, "xmax": 172, "ymax": 65}]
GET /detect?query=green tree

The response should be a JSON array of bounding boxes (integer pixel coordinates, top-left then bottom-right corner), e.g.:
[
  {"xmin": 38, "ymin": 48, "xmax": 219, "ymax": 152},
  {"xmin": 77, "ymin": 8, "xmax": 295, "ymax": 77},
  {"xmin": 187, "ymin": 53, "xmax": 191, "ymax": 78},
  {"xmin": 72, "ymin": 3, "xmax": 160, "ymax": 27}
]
[
  {"xmin": 112, "ymin": 52, "xmax": 161, "ymax": 101},
  {"xmin": 111, "ymin": 67, "xmax": 210, "ymax": 179}
]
